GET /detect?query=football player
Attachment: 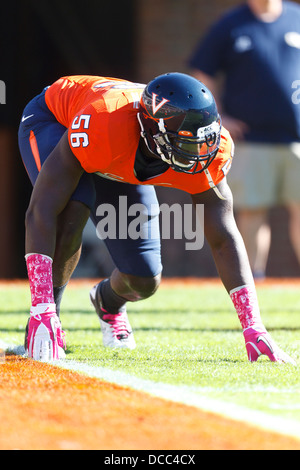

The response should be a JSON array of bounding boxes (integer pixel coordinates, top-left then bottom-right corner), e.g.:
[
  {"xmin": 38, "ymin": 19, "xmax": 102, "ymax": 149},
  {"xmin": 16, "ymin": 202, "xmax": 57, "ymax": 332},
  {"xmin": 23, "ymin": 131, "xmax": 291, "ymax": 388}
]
[{"xmin": 18, "ymin": 73, "xmax": 295, "ymax": 364}]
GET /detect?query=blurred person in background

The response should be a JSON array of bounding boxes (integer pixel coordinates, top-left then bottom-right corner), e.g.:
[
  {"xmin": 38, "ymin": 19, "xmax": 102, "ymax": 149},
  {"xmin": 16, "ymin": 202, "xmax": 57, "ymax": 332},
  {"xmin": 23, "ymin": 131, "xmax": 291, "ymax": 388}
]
[{"xmin": 188, "ymin": 0, "xmax": 300, "ymax": 279}]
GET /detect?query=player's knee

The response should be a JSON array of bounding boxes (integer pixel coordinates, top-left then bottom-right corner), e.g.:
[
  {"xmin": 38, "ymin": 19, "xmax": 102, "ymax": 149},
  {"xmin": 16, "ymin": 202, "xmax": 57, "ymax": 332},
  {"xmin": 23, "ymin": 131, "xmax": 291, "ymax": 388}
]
[{"xmin": 126, "ymin": 272, "xmax": 161, "ymax": 301}]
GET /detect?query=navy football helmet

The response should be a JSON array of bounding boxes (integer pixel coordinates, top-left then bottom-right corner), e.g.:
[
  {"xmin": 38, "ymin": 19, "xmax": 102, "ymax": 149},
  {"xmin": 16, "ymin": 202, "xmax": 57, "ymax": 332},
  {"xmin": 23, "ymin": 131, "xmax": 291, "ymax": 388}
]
[{"xmin": 138, "ymin": 72, "xmax": 221, "ymax": 174}]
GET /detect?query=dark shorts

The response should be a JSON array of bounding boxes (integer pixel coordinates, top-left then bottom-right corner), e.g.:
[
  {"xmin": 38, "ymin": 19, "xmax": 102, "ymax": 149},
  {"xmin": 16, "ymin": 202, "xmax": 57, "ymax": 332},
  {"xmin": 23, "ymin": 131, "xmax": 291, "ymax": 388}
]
[{"xmin": 18, "ymin": 88, "xmax": 162, "ymax": 277}]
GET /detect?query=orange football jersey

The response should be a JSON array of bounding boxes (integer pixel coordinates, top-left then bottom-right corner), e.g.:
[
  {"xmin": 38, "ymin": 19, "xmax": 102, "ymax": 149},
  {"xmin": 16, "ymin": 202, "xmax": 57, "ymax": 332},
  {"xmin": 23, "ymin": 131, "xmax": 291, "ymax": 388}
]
[{"xmin": 45, "ymin": 75, "xmax": 233, "ymax": 194}]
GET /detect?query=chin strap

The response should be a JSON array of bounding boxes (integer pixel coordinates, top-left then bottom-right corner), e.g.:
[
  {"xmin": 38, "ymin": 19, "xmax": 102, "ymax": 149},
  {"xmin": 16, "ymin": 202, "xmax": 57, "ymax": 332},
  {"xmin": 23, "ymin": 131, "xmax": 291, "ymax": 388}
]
[
  {"xmin": 199, "ymin": 161, "xmax": 227, "ymax": 200},
  {"xmin": 137, "ymin": 113, "xmax": 153, "ymax": 154}
]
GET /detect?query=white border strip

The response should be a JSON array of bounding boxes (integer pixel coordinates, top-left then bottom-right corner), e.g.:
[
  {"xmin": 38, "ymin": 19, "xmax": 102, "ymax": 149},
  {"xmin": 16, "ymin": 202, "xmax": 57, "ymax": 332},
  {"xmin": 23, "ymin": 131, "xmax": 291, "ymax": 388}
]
[
  {"xmin": 2, "ymin": 342, "xmax": 300, "ymax": 442},
  {"xmin": 59, "ymin": 359, "xmax": 300, "ymax": 441}
]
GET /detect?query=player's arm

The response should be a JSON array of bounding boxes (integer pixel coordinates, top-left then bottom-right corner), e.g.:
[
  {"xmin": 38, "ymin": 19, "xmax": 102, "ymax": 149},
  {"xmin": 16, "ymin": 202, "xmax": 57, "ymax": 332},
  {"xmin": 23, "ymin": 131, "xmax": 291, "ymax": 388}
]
[
  {"xmin": 24, "ymin": 131, "xmax": 86, "ymax": 362},
  {"xmin": 25, "ymin": 131, "xmax": 85, "ymax": 257},
  {"xmin": 191, "ymin": 178, "xmax": 253, "ymax": 293},
  {"xmin": 191, "ymin": 180, "xmax": 296, "ymax": 365}
]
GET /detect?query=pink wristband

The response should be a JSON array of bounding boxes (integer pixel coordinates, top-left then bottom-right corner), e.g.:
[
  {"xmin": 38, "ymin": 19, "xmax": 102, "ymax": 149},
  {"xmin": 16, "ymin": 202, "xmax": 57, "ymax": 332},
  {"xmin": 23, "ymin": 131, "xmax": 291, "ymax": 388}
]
[
  {"xmin": 230, "ymin": 285, "xmax": 263, "ymax": 330},
  {"xmin": 26, "ymin": 253, "xmax": 55, "ymax": 307}
]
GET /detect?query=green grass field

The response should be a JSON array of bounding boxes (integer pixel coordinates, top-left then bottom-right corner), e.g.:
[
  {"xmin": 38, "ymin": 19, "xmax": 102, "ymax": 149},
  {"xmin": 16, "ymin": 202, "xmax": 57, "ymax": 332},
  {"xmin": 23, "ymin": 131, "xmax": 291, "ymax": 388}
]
[{"xmin": 1, "ymin": 280, "xmax": 300, "ymax": 426}]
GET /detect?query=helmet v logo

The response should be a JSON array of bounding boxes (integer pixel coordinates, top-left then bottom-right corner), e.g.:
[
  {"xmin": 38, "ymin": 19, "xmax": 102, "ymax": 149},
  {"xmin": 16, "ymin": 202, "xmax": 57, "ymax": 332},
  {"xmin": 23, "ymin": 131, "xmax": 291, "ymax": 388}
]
[{"xmin": 152, "ymin": 93, "xmax": 169, "ymax": 115}]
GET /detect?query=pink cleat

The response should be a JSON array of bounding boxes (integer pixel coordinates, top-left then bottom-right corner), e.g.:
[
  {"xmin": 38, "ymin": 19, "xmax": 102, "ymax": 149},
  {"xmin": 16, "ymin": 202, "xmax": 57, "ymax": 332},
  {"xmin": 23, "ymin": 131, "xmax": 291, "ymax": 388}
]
[
  {"xmin": 25, "ymin": 306, "xmax": 66, "ymax": 361},
  {"xmin": 243, "ymin": 327, "xmax": 296, "ymax": 365},
  {"xmin": 90, "ymin": 284, "xmax": 136, "ymax": 349}
]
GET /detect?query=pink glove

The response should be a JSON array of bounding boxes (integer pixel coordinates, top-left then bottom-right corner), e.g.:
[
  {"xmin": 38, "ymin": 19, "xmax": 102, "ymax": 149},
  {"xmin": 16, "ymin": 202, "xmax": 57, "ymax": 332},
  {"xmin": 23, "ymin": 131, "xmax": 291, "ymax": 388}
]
[
  {"xmin": 243, "ymin": 327, "xmax": 296, "ymax": 365},
  {"xmin": 26, "ymin": 307, "xmax": 66, "ymax": 361}
]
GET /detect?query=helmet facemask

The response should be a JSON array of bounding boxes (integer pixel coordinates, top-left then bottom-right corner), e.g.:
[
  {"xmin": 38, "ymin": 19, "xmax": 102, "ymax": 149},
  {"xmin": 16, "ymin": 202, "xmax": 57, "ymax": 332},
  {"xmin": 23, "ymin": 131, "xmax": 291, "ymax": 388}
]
[{"xmin": 151, "ymin": 117, "xmax": 221, "ymax": 174}]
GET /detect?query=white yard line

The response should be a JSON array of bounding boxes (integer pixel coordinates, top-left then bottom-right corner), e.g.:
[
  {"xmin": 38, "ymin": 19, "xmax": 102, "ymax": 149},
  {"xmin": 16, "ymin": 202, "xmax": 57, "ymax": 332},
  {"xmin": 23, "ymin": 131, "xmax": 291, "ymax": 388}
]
[
  {"xmin": 1, "ymin": 341, "xmax": 300, "ymax": 441},
  {"xmin": 58, "ymin": 359, "xmax": 300, "ymax": 441}
]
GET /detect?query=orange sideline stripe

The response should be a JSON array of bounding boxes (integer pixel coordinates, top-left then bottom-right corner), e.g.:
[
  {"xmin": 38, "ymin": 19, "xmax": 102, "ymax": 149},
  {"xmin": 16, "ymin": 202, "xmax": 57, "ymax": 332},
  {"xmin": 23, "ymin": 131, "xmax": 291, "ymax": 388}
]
[{"xmin": 0, "ymin": 355, "xmax": 299, "ymax": 450}]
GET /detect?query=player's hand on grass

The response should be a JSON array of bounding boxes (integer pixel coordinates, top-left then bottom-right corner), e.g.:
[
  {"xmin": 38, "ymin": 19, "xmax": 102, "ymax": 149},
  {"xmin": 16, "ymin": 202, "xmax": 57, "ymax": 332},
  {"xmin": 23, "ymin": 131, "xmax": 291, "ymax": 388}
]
[
  {"xmin": 26, "ymin": 310, "xmax": 66, "ymax": 362},
  {"xmin": 243, "ymin": 327, "xmax": 296, "ymax": 365}
]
